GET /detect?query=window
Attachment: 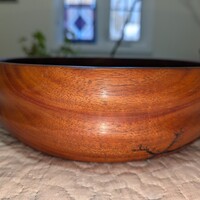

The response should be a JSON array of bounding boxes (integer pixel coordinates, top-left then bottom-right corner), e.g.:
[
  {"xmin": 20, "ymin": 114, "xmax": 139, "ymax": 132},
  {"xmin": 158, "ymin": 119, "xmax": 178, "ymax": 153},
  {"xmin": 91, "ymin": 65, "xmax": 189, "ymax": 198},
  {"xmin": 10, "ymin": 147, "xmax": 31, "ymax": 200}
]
[
  {"xmin": 64, "ymin": 0, "xmax": 96, "ymax": 42},
  {"xmin": 58, "ymin": 0, "xmax": 155, "ymax": 57},
  {"xmin": 110, "ymin": 0, "xmax": 142, "ymax": 41}
]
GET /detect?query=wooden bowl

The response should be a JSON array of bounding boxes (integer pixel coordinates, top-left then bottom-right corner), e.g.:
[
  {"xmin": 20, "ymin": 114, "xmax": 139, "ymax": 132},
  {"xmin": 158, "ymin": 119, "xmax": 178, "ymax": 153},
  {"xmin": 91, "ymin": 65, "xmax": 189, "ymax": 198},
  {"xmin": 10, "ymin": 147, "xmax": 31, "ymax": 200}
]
[{"xmin": 0, "ymin": 58, "xmax": 200, "ymax": 162}]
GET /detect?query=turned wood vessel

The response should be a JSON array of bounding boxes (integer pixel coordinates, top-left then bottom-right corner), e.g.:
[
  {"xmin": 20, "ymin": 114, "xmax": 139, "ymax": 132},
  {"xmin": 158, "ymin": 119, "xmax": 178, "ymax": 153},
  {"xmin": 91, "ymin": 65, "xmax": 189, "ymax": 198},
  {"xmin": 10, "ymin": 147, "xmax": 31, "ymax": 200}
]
[{"xmin": 0, "ymin": 58, "xmax": 200, "ymax": 162}]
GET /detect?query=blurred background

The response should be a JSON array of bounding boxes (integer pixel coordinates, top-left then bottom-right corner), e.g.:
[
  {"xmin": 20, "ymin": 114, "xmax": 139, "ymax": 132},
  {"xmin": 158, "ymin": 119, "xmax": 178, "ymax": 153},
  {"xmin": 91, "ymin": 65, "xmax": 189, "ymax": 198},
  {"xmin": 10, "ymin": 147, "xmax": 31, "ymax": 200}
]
[{"xmin": 0, "ymin": 0, "xmax": 200, "ymax": 61}]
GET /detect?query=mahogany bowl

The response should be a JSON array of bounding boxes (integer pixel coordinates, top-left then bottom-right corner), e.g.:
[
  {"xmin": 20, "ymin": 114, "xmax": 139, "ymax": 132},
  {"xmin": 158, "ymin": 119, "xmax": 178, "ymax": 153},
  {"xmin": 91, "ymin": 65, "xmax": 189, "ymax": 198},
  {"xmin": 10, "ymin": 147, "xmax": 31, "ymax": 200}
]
[{"xmin": 0, "ymin": 58, "xmax": 200, "ymax": 162}]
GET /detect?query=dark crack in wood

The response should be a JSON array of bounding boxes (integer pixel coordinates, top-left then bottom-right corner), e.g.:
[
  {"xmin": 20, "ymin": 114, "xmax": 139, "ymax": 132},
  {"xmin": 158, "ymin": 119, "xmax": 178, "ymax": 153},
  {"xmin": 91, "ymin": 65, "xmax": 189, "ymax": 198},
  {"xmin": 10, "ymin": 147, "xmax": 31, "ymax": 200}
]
[{"xmin": 132, "ymin": 129, "xmax": 184, "ymax": 158}]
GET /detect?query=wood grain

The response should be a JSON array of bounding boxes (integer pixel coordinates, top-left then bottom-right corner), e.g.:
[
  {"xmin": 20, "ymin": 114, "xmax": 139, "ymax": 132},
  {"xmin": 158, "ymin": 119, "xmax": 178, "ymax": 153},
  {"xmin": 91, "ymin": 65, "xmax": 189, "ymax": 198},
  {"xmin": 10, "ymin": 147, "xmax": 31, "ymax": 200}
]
[{"xmin": 0, "ymin": 58, "xmax": 200, "ymax": 162}]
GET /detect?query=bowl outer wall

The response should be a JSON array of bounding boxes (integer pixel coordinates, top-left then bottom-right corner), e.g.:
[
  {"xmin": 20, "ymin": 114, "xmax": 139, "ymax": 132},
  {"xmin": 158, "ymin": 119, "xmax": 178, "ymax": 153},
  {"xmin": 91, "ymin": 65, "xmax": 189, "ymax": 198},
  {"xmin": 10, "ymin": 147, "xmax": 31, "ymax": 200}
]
[{"xmin": 0, "ymin": 62, "xmax": 200, "ymax": 162}]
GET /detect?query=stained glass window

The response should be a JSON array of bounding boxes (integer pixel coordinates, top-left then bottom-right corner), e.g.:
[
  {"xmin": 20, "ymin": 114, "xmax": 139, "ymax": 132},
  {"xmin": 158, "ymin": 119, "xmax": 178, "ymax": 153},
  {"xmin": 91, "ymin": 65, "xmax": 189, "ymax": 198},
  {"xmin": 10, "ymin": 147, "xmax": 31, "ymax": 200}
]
[
  {"xmin": 110, "ymin": 0, "xmax": 142, "ymax": 41},
  {"xmin": 64, "ymin": 0, "xmax": 96, "ymax": 42}
]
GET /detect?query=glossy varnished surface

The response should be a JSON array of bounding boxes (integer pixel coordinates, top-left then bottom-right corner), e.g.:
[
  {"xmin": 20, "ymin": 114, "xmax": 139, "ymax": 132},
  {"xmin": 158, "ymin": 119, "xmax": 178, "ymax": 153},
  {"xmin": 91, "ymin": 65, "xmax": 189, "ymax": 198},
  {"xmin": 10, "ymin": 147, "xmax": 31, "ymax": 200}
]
[{"xmin": 0, "ymin": 58, "xmax": 200, "ymax": 162}]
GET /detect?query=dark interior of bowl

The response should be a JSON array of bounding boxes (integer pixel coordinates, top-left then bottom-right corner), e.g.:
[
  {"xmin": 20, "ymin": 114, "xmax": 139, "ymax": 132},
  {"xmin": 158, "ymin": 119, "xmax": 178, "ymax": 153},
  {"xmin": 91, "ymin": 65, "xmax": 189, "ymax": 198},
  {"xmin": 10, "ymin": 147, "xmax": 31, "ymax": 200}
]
[{"xmin": 2, "ymin": 58, "xmax": 200, "ymax": 68}]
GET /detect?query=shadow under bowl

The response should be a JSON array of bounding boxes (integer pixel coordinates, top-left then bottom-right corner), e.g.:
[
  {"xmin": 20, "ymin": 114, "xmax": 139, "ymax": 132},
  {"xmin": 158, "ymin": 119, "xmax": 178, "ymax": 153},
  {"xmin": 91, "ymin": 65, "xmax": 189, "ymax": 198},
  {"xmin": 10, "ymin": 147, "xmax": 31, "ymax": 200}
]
[{"xmin": 0, "ymin": 58, "xmax": 200, "ymax": 162}]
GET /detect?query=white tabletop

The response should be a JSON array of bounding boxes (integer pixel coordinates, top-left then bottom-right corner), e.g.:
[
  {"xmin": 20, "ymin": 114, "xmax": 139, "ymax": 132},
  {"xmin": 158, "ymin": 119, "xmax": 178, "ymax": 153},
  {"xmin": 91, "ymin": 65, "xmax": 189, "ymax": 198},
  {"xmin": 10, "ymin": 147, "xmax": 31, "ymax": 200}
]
[{"xmin": 0, "ymin": 125, "xmax": 199, "ymax": 200}]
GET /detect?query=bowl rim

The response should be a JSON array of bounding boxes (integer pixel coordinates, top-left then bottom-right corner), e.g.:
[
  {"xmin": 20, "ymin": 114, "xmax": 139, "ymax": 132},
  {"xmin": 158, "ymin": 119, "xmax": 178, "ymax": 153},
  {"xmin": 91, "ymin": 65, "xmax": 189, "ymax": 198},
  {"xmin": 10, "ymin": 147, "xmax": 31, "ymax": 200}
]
[{"xmin": 1, "ymin": 57, "xmax": 200, "ymax": 69}]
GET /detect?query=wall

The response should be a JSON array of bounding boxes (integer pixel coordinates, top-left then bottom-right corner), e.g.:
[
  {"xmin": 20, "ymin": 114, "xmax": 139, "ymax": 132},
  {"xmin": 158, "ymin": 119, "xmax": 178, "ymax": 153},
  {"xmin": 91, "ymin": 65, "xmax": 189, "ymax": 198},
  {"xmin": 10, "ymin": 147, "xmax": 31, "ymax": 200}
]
[
  {"xmin": 0, "ymin": 0, "xmax": 200, "ymax": 61},
  {"xmin": 153, "ymin": 0, "xmax": 200, "ymax": 61},
  {"xmin": 0, "ymin": 0, "xmax": 55, "ymax": 58}
]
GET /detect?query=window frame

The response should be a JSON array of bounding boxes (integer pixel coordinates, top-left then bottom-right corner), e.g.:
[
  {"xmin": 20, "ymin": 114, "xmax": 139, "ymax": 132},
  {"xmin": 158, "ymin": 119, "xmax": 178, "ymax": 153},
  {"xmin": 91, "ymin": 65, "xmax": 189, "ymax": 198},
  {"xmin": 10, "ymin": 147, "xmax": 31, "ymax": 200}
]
[{"xmin": 109, "ymin": 0, "xmax": 142, "ymax": 42}]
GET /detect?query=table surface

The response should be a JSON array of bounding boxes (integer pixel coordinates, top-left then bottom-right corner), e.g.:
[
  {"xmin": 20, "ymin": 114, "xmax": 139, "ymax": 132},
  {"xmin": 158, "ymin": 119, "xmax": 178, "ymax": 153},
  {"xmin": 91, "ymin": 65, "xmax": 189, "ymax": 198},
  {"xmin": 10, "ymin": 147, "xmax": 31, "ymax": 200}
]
[{"xmin": 0, "ymin": 125, "xmax": 199, "ymax": 200}]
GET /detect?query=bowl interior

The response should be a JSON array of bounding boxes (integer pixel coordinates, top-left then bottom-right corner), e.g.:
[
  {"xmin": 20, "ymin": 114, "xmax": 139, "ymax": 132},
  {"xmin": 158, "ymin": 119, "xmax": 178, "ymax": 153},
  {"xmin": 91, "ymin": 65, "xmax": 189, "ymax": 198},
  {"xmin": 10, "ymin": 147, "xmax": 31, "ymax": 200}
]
[{"xmin": 2, "ymin": 58, "xmax": 200, "ymax": 68}]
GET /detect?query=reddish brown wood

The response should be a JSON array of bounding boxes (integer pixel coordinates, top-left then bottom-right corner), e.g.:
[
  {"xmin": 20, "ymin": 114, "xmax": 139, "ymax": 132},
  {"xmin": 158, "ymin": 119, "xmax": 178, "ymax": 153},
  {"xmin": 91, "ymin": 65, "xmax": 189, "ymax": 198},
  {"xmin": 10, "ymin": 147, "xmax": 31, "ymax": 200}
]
[{"xmin": 0, "ymin": 58, "xmax": 200, "ymax": 162}]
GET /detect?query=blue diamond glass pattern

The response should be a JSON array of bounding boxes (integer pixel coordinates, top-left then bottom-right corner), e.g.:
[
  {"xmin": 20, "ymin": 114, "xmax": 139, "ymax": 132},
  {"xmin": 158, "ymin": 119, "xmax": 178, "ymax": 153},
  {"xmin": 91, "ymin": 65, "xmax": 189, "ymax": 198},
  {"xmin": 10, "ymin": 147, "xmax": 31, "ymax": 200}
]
[
  {"xmin": 75, "ymin": 16, "xmax": 86, "ymax": 31},
  {"xmin": 64, "ymin": 0, "xmax": 96, "ymax": 42}
]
